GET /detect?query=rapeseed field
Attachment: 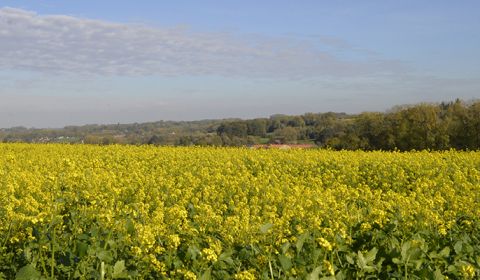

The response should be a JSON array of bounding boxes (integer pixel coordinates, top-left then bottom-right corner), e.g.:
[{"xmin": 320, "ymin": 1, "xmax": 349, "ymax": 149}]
[{"xmin": 0, "ymin": 144, "xmax": 479, "ymax": 279}]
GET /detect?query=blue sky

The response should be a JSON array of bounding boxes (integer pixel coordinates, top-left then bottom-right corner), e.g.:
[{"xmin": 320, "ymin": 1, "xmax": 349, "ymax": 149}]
[{"xmin": 0, "ymin": 1, "xmax": 479, "ymax": 127}]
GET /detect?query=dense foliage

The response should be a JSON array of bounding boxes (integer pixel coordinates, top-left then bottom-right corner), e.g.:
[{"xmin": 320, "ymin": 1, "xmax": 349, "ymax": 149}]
[
  {"xmin": 1, "ymin": 144, "xmax": 479, "ymax": 279},
  {"xmin": 2, "ymin": 99, "xmax": 480, "ymax": 151}
]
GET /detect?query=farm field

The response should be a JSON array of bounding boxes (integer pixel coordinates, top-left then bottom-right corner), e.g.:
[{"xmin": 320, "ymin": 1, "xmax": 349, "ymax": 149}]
[{"xmin": 0, "ymin": 144, "xmax": 479, "ymax": 279}]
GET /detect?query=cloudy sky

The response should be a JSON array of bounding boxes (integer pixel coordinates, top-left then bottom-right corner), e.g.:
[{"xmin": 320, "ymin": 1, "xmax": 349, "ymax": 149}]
[{"xmin": 0, "ymin": 1, "xmax": 479, "ymax": 128}]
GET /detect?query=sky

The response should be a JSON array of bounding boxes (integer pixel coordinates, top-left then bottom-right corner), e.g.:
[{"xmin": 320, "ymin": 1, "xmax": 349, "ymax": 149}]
[{"xmin": 0, "ymin": 1, "xmax": 479, "ymax": 128}]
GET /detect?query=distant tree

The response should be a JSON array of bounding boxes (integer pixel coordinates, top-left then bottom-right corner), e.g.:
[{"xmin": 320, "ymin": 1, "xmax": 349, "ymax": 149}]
[
  {"xmin": 194, "ymin": 134, "xmax": 223, "ymax": 146},
  {"xmin": 176, "ymin": 136, "xmax": 193, "ymax": 146},
  {"xmin": 444, "ymin": 99, "xmax": 468, "ymax": 149},
  {"xmin": 466, "ymin": 101, "xmax": 480, "ymax": 149},
  {"xmin": 246, "ymin": 119, "xmax": 267, "ymax": 136},
  {"xmin": 102, "ymin": 135, "xmax": 115, "ymax": 145},
  {"xmin": 353, "ymin": 112, "xmax": 394, "ymax": 150},
  {"xmin": 389, "ymin": 104, "xmax": 445, "ymax": 150},
  {"xmin": 274, "ymin": 127, "xmax": 298, "ymax": 143},
  {"xmin": 147, "ymin": 135, "xmax": 165, "ymax": 145},
  {"xmin": 287, "ymin": 116, "xmax": 305, "ymax": 127},
  {"xmin": 302, "ymin": 113, "xmax": 320, "ymax": 126},
  {"xmin": 217, "ymin": 122, "xmax": 248, "ymax": 138}
]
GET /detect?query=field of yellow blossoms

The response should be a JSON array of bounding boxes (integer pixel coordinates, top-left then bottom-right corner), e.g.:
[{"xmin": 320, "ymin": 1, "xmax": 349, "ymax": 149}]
[{"xmin": 0, "ymin": 143, "xmax": 479, "ymax": 279}]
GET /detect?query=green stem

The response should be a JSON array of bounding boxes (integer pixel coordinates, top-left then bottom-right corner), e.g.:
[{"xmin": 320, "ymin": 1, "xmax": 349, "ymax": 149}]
[
  {"xmin": 40, "ymin": 249, "xmax": 48, "ymax": 277},
  {"xmin": 405, "ymin": 256, "xmax": 410, "ymax": 279},
  {"xmin": 1, "ymin": 221, "xmax": 13, "ymax": 248},
  {"xmin": 50, "ymin": 187, "xmax": 57, "ymax": 279},
  {"xmin": 268, "ymin": 260, "xmax": 274, "ymax": 280},
  {"xmin": 51, "ymin": 226, "xmax": 56, "ymax": 278},
  {"xmin": 100, "ymin": 261, "xmax": 105, "ymax": 280}
]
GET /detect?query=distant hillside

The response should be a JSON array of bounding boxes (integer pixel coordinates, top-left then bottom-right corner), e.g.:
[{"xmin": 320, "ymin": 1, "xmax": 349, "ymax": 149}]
[{"xmin": 1, "ymin": 99, "xmax": 479, "ymax": 151}]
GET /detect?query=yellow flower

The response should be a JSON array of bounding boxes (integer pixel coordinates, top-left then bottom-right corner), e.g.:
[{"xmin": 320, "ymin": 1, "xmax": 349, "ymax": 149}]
[
  {"xmin": 167, "ymin": 234, "xmax": 181, "ymax": 250},
  {"xmin": 461, "ymin": 264, "xmax": 475, "ymax": 279},
  {"xmin": 184, "ymin": 271, "xmax": 197, "ymax": 280},
  {"xmin": 323, "ymin": 260, "xmax": 335, "ymax": 276},
  {"xmin": 438, "ymin": 225, "xmax": 447, "ymax": 236},
  {"xmin": 234, "ymin": 270, "xmax": 256, "ymax": 280},
  {"xmin": 317, "ymin": 237, "xmax": 333, "ymax": 251},
  {"xmin": 202, "ymin": 248, "xmax": 217, "ymax": 263},
  {"xmin": 360, "ymin": 222, "xmax": 372, "ymax": 231}
]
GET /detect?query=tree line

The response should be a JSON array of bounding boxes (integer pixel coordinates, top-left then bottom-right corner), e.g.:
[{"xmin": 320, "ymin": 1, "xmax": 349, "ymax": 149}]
[
  {"xmin": 1, "ymin": 99, "xmax": 479, "ymax": 151},
  {"xmin": 216, "ymin": 99, "xmax": 480, "ymax": 150}
]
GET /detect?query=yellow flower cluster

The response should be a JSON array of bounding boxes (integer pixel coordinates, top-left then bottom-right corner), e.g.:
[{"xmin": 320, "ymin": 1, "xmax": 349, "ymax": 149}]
[
  {"xmin": 0, "ymin": 143, "xmax": 479, "ymax": 278},
  {"xmin": 234, "ymin": 269, "xmax": 256, "ymax": 280}
]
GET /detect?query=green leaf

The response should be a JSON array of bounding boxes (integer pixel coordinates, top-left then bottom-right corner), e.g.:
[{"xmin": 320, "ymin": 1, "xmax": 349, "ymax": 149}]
[
  {"xmin": 454, "ymin": 241, "xmax": 462, "ymax": 254},
  {"xmin": 278, "ymin": 254, "xmax": 292, "ymax": 271},
  {"xmin": 112, "ymin": 260, "xmax": 128, "ymax": 279},
  {"xmin": 401, "ymin": 241, "xmax": 411, "ymax": 261},
  {"xmin": 345, "ymin": 255, "xmax": 354, "ymax": 265},
  {"xmin": 281, "ymin": 242, "xmax": 291, "ymax": 254},
  {"xmin": 296, "ymin": 232, "xmax": 309, "ymax": 252},
  {"xmin": 447, "ymin": 265, "xmax": 457, "ymax": 274},
  {"xmin": 97, "ymin": 250, "xmax": 113, "ymax": 262},
  {"xmin": 413, "ymin": 259, "xmax": 424, "ymax": 270},
  {"xmin": 15, "ymin": 264, "xmax": 41, "ymax": 280},
  {"xmin": 260, "ymin": 223, "xmax": 273, "ymax": 234},
  {"xmin": 76, "ymin": 241, "xmax": 89, "ymax": 258},
  {"xmin": 126, "ymin": 218, "xmax": 135, "ymax": 235},
  {"xmin": 364, "ymin": 247, "xmax": 377, "ymax": 263},
  {"xmin": 306, "ymin": 266, "xmax": 322, "ymax": 280},
  {"xmin": 218, "ymin": 251, "xmax": 234, "ymax": 265},
  {"xmin": 357, "ymin": 251, "xmax": 367, "ymax": 269},
  {"xmin": 199, "ymin": 268, "xmax": 211, "ymax": 280},
  {"xmin": 434, "ymin": 269, "xmax": 445, "ymax": 280},
  {"xmin": 439, "ymin": 247, "xmax": 450, "ymax": 258},
  {"xmin": 73, "ymin": 270, "xmax": 81, "ymax": 278},
  {"xmin": 187, "ymin": 245, "xmax": 201, "ymax": 261}
]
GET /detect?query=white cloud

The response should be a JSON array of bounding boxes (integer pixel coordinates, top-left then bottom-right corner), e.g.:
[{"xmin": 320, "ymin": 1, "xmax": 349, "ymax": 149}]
[{"xmin": 0, "ymin": 7, "xmax": 404, "ymax": 78}]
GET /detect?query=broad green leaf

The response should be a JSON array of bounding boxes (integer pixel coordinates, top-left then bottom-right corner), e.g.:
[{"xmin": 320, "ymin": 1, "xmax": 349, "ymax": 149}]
[
  {"xmin": 126, "ymin": 218, "xmax": 135, "ymax": 235},
  {"xmin": 76, "ymin": 241, "xmax": 89, "ymax": 257},
  {"xmin": 454, "ymin": 241, "xmax": 462, "ymax": 254},
  {"xmin": 187, "ymin": 245, "xmax": 201, "ymax": 260},
  {"xmin": 200, "ymin": 268, "xmax": 211, "ymax": 280},
  {"xmin": 434, "ymin": 269, "xmax": 444, "ymax": 280},
  {"xmin": 112, "ymin": 260, "xmax": 128, "ymax": 279},
  {"xmin": 357, "ymin": 251, "xmax": 367, "ymax": 269},
  {"xmin": 413, "ymin": 259, "xmax": 424, "ymax": 270},
  {"xmin": 218, "ymin": 251, "xmax": 234, "ymax": 265},
  {"xmin": 97, "ymin": 250, "xmax": 114, "ymax": 262},
  {"xmin": 278, "ymin": 254, "xmax": 292, "ymax": 271},
  {"xmin": 439, "ymin": 247, "xmax": 450, "ymax": 258},
  {"xmin": 281, "ymin": 242, "xmax": 291, "ymax": 254},
  {"xmin": 345, "ymin": 255, "xmax": 354, "ymax": 265},
  {"xmin": 306, "ymin": 266, "xmax": 322, "ymax": 280},
  {"xmin": 447, "ymin": 265, "xmax": 457, "ymax": 273},
  {"xmin": 15, "ymin": 264, "xmax": 41, "ymax": 280},
  {"xmin": 218, "ymin": 250, "xmax": 233, "ymax": 260},
  {"xmin": 401, "ymin": 241, "xmax": 411, "ymax": 261},
  {"xmin": 364, "ymin": 248, "xmax": 377, "ymax": 263},
  {"xmin": 296, "ymin": 232, "xmax": 309, "ymax": 252}
]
